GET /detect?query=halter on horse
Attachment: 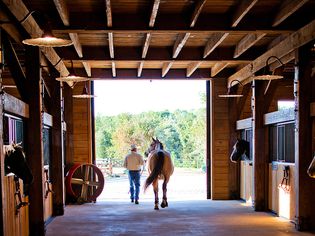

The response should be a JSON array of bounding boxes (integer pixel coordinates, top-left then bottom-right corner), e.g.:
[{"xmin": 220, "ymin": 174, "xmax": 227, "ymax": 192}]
[
  {"xmin": 4, "ymin": 143, "xmax": 33, "ymax": 193},
  {"xmin": 230, "ymin": 139, "xmax": 250, "ymax": 163},
  {"xmin": 144, "ymin": 138, "xmax": 174, "ymax": 210}
]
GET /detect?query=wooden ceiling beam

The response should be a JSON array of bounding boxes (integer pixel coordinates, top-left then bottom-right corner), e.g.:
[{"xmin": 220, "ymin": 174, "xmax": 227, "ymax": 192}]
[
  {"xmin": 190, "ymin": 0, "xmax": 207, "ymax": 27},
  {"xmin": 162, "ymin": 61, "xmax": 173, "ymax": 77},
  {"xmin": 82, "ymin": 61, "xmax": 91, "ymax": 77},
  {"xmin": 137, "ymin": 61, "xmax": 144, "ymax": 77},
  {"xmin": 231, "ymin": 0, "xmax": 258, "ymax": 27},
  {"xmin": 149, "ymin": 0, "xmax": 161, "ymax": 27},
  {"xmin": 234, "ymin": 33, "xmax": 266, "ymax": 58},
  {"xmin": 142, "ymin": 33, "xmax": 151, "ymax": 59},
  {"xmin": 111, "ymin": 61, "xmax": 116, "ymax": 77},
  {"xmin": 108, "ymin": 32, "xmax": 114, "ymax": 58},
  {"xmin": 228, "ymin": 19, "xmax": 315, "ymax": 86},
  {"xmin": 187, "ymin": 61, "xmax": 202, "ymax": 77},
  {"xmin": 0, "ymin": 10, "xmax": 23, "ymax": 43},
  {"xmin": 69, "ymin": 33, "xmax": 83, "ymax": 58},
  {"xmin": 105, "ymin": 0, "xmax": 113, "ymax": 27},
  {"xmin": 272, "ymin": 0, "xmax": 309, "ymax": 27},
  {"xmin": 211, "ymin": 62, "xmax": 229, "ymax": 77},
  {"xmin": 173, "ymin": 33, "xmax": 190, "ymax": 58},
  {"xmin": 85, "ymin": 68, "xmax": 211, "ymax": 80},
  {"xmin": 58, "ymin": 46, "xmax": 260, "ymax": 61},
  {"xmin": 2, "ymin": 0, "xmax": 69, "ymax": 77},
  {"xmin": 203, "ymin": 33, "xmax": 229, "ymax": 58},
  {"xmin": 53, "ymin": 0, "xmax": 70, "ymax": 26}
]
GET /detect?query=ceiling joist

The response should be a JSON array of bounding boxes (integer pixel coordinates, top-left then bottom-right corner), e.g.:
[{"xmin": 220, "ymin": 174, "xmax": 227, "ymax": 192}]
[
  {"xmin": 190, "ymin": 0, "xmax": 207, "ymax": 27},
  {"xmin": 162, "ymin": 61, "xmax": 174, "ymax": 77},
  {"xmin": 228, "ymin": 19, "xmax": 315, "ymax": 86},
  {"xmin": 82, "ymin": 61, "xmax": 91, "ymax": 77},
  {"xmin": 173, "ymin": 33, "xmax": 190, "ymax": 58},
  {"xmin": 108, "ymin": 32, "xmax": 114, "ymax": 59},
  {"xmin": 231, "ymin": 0, "xmax": 258, "ymax": 27},
  {"xmin": 69, "ymin": 33, "xmax": 83, "ymax": 58},
  {"xmin": 53, "ymin": 0, "xmax": 70, "ymax": 26},
  {"xmin": 111, "ymin": 61, "xmax": 116, "ymax": 77},
  {"xmin": 137, "ymin": 61, "xmax": 144, "ymax": 77},
  {"xmin": 272, "ymin": 0, "xmax": 310, "ymax": 27},
  {"xmin": 203, "ymin": 33, "xmax": 229, "ymax": 58},
  {"xmin": 105, "ymin": 0, "xmax": 113, "ymax": 27},
  {"xmin": 142, "ymin": 33, "xmax": 152, "ymax": 59},
  {"xmin": 234, "ymin": 33, "xmax": 266, "ymax": 58},
  {"xmin": 211, "ymin": 62, "xmax": 229, "ymax": 77},
  {"xmin": 149, "ymin": 0, "xmax": 161, "ymax": 27},
  {"xmin": 187, "ymin": 61, "xmax": 202, "ymax": 77}
]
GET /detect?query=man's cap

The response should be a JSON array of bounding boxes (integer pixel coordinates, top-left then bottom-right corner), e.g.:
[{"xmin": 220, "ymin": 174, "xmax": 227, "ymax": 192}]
[{"xmin": 130, "ymin": 144, "xmax": 137, "ymax": 150}]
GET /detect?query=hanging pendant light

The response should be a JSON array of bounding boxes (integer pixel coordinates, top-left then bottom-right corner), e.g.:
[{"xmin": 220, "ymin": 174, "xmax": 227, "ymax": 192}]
[
  {"xmin": 250, "ymin": 56, "xmax": 284, "ymax": 81},
  {"xmin": 72, "ymin": 82, "xmax": 96, "ymax": 99},
  {"xmin": 22, "ymin": 28, "xmax": 73, "ymax": 47},
  {"xmin": 56, "ymin": 61, "xmax": 89, "ymax": 84}
]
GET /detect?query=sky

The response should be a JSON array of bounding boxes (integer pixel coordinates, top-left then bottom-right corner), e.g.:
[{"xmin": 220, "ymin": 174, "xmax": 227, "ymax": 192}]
[{"xmin": 94, "ymin": 80, "xmax": 206, "ymax": 116}]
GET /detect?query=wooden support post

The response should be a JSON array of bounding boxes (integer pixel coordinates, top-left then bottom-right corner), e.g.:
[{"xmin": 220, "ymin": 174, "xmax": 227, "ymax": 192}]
[
  {"xmin": 228, "ymin": 86, "xmax": 240, "ymax": 199},
  {"xmin": 252, "ymin": 80, "xmax": 268, "ymax": 211},
  {"xmin": 50, "ymin": 78, "xmax": 65, "ymax": 216},
  {"xmin": 25, "ymin": 46, "xmax": 45, "ymax": 235},
  {"xmin": 206, "ymin": 80, "xmax": 211, "ymax": 199},
  {"xmin": 294, "ymin": 43, "xmax": 315, "ymax": 231},
  {"xmin": 0, "ymin": 29, "xmax": 5, "ymax": 236},
  {"xmin": 63, "ymin": 84, "xmax": 74, "ymax": 166}
]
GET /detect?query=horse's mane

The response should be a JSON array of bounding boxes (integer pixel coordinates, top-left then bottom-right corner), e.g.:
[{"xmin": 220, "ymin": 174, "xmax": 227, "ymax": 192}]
[{"xmin": 4, "ymin": 143, "xmax": 23, "ymax": 155}]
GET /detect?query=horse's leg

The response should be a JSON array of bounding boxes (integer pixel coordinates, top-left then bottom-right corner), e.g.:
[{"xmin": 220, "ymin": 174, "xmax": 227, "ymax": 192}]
[
  {"xmin": 153, "ymin": 179, "xmax": 159, "ymax": 210},
  {"xmin": 161, "ymin": 178, "xmax": 168, "ymax": 208}
]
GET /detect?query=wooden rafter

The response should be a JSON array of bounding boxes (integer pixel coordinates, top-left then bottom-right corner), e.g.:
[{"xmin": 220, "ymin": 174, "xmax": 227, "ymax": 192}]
[
  {"xmin": 2, "ymin": 0, "xmax": 69, "ymax": 77},
  {"xmin": 111, "ymin": 61, "xmax": 116, "ymax": 77},
  {"xmin": 173, "ymin": 33, "xmax": 190, "ymax": 58},
  {"xmin": 82, "ymin": 61, "xmax": 91, "ymax": 77},
  {"xmin": 69, "ymin": 33, "xmax": 83, "ymax": 58},
  {"xmin": 187, "ymin": 61, "xmax": 202, "ymax": 77},
  {"xmin": 162, "ymin": 61, "xmax": 173, "ymax": 77},
  {"xmin": 203, "ymin": 33, "xmax": 229, "ymax": 58},
  {"xmin": 234, "ymin": 33, "xmax": 266, "ymax": 58},
  {"xmin": 211, "ymin": 62, "xmax": 229, "ymax": 77},
  {"xmin": 53, "ymin": 0, "xmax": 70, "ymax": 26},
  {"xmin": 149, "ymin": 0, "xmax": 160, "ymax": 27},
  {"xmin": 108, "ymin": 32, "xmax": 114, "ymax": 58},
  {"xmin": 105, "ymin": 0, "xmax": 112, "ymax": 27},
  {"xmin": 137, "ymin": 61, "xmax": 144, "ymax": 77},
  {"xmin": 142, "ymin": 33, "xmax": 152, "ymax": 59},
  {"xmin": 231, "ymin": 0, "xmax": 258, "ymax": 27},
  {"xmin": 272, "ymin": 0, "xmax": 309, "ymax": 27},
  {"xmin": 228, "ymin": 19, "xmax": 315, "ymax": 86},
  {"xmin": 190, "ymin": 0, "xmax": 207, "ymax": 27},
  {"xmin": 0, "ymin": 10, "xmax": 23, "ymax": 43}
]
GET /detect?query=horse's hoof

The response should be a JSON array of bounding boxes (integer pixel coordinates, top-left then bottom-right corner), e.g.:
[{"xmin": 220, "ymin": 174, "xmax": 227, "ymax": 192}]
[
  {"xmin": 154, "ymin": 206, "xmax": 159, "ymax": 210},
  {"xmin": 161, "ymin": 202, "xmax": 166, "ymax": 208}
]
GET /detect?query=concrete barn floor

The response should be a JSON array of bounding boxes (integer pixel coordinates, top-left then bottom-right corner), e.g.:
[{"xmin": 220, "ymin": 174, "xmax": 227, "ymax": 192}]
[{"xmin": 46, "ymin": 200, "xmax": 315, "ymax": 236}]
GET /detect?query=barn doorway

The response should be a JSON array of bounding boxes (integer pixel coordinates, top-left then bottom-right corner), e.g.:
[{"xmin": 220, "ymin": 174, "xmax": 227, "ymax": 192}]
[{"xmin": 93, "ymin": 80, "xmax": 207, "ymax": 201}]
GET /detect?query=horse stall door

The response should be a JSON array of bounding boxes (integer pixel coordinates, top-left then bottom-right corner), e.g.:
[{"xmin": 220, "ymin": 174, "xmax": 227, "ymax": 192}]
[
  {"xmin": 43, "ymin": 125, "xmax": 53, "ymax": 222},
  {"xmin": 240, "ymin": 129, "xmax": 254, "ymax": 204},
  {"xmin": 3, "ymin": 115, "xmax": 29, "ymax": 235},
  {"xmin": 268, "ymin": 122, "xmax": 296, "ymax": 220}
]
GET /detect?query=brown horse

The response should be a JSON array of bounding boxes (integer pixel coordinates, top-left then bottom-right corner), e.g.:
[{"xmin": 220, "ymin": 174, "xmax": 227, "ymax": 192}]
[{"xmin": 144, "ymin": 138, "xmax": 174, "ymax": 210}]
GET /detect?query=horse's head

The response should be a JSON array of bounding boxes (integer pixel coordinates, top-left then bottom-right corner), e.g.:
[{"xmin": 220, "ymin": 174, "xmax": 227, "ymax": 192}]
[
  {"xmin": 4, "ymin": 143, "xmax": 34, "ymax": 185},
  {"xmin": 230, "ymin": 139, "xmax": 250, "ymax": 163},
  {"xmin": 144, "ymin": 137, "xmax": 164, "ymax": 157}
]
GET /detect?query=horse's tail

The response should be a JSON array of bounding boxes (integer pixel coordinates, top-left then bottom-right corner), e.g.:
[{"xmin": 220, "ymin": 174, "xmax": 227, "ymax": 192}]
[{"xmin": 144, "ymin": 151, "xmax": 164, "ymax": 191}]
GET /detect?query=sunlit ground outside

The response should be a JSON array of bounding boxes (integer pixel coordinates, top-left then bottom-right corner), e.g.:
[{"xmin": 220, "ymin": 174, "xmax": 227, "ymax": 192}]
[{"xmin": 98, "ymin": 168, "xmax": 206, "ymax": 202}]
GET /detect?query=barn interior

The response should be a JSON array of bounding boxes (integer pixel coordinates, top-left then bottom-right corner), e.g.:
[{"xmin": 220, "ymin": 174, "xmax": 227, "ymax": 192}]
[{"xmin": 0, "ymin": 0, "xmax": 315, "ymax": 235}]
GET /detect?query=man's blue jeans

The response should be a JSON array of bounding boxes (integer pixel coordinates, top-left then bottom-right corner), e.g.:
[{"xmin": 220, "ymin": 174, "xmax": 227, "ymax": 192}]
[{"xmin": 128, "ymin": 170, "xmax": 141, "ymax": 200}]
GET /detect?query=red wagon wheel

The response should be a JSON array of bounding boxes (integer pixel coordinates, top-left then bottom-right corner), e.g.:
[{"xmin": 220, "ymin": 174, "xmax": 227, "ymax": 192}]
[{"xmin": 65, "ymin": 163, "xmax": 105, "ymax": 202}]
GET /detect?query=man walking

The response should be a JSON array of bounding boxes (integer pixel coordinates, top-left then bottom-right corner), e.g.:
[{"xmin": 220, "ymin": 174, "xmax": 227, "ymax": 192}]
[{"xmin": 123, "ymin": 144, "xmax": 144, "ymax": 204}]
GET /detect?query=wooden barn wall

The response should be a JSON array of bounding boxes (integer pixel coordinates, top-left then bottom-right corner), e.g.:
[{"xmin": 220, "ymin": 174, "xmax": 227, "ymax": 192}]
[
  {"xmin": 210, "ymin": 78, "xmax": 230, "ymax": 200},
  {"xmin": 71, "ymin": 83, "xmax": 92, "ymax": 164}
]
